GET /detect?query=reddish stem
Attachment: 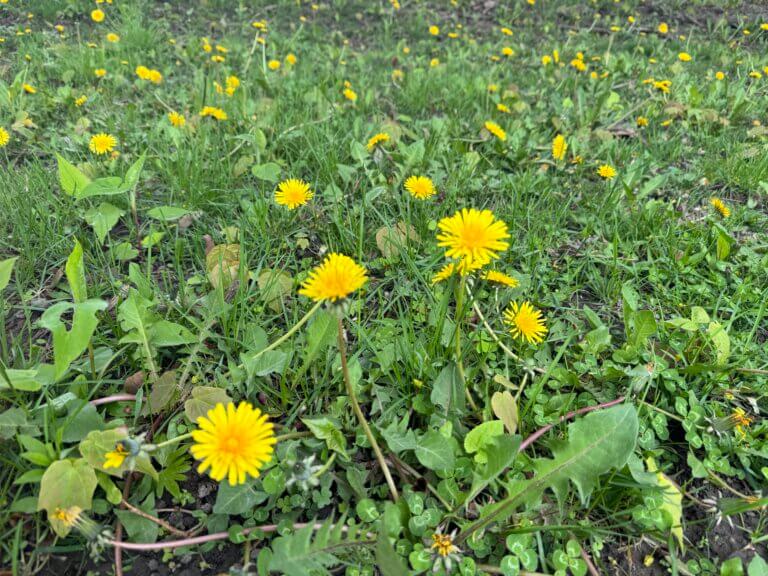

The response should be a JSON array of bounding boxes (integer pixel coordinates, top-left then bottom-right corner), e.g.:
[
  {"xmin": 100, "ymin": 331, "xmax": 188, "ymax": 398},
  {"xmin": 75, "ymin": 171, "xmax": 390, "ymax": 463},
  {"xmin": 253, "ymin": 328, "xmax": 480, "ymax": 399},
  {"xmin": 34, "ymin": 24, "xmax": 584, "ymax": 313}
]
[
  {"xmin": 518, "ymin": 397, "xmax": 626, "ymax": 453},
  {"xmin": 90, "ymin": 394, "xmax": 137, "ymax": 407}
]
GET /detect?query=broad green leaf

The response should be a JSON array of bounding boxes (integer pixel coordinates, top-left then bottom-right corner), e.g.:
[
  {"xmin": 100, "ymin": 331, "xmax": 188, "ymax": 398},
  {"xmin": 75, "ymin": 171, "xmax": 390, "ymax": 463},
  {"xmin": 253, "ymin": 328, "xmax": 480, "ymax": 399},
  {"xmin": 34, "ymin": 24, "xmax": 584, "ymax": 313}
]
[
  {"xmin": 84, "ymin": 202, "xmax": 124, "ymax": 244},
  {"xmin": 690, "ymin": 307, "xmax": 710, "ymax": 324},
  {"xmin": 431, "ymin": 363, "xmax": 465, "ymax": 414},
  {"xmin": 375, "ymin": 222, "xmax": 419, "ymax": 259},
  {"xmin": 376, "ymin": 526, "xmax": 408, "ymax": 576},
  {"xmin": 630, "ymin": 310, "xmax": 657, "ymax": 348},
  {"xmin": 214, "ymin": 480, "xmax": 269, "ymax": 515},
  {"xmin": 305, "ymin": 310, "xmax": 337, "ymax": 361},
  {"xmin": 38, "ymin": 300, "xmax": 107, "ymax": 381},
  {"xmin": 115, "ymin": 494, "xmax": 159, "ymax": 543},
  {"xmin": 748, "ymin": 556, "xmax": 768, "ymax": 576},
  {"xmin": 0, "ymin": 256, "xmax": 18, "ymax": 291},
  {"xmin": 146, "ymin": 370, "xmax": 177, "ymax": 415},
  {"xmin": 0, "ymin": 366, "xmax": 54, "ymax": 391},
  {"xmin": 467, "ymin": 434, "xmax": 521, "ymax": 505},
  {"xmin": 79, "ymin": 427, "xmax": 158, "ymax": 479},
  {"xmin": 381, "ymin": 417, "xmax": 417, "ymax": 454},
  {"xmin": 123, "ymin": 152, "xmax": 146, "ymax": 191},
  {"xmin": 415, "ymin": 430, "xmax": 455, "ymax": 471},
  {"xmin": 146, "ymin": 206, "xmax": 190, "ymax": 221},
  {"xmin": 150, "ymin": 320, "xmax": 196, "ymax": 346},
  {"xmin": 38, "ymin": 458, "xmax": 98, "ymax": 536},
  {"xmin": 56, "ymin": 154, "xmax": 91, "ymax": 196},
  {"xmin": 184, "ymin": 386, "xmax": 231, "ymax": 422},
  {"xmin": 491, "ymin": 391, "xmax": 518, "ymax": 434},
  {"xmin": 242, "ymin": 349, "xmax": 288, "ymax": 377},
  {"xmin": 646, "ymin": 457, "xmax": 684, "ymax": 549},
  {"xmin": 75, "ymin": 176, "xmax": 125, "ymax": 199},
  {"xmin": 302, "ymin": 416, "xmax": 349, "ymax": 460},
  {"xmin": 252, "ymin": 162, "xmax": 281, "ymax": 183},
  {"xmin": 268, "ymin": 519, "xmax": 341, "ymax": 576},
  {"xmin": 258, "ymin": 268, "xmax": 293, "ymax": 312},
  {"xmin": 60, "ymin": 399, "xmax": 104, "ymax": 443},
  {"xmin": 721, "ymin": 558, "xmax": 744, "ymax": 576},
  {"xmin": 65, "ymin": 239, "xmax": 87, "ymax": 302},
  {"xmin": 707, "ymin": 321, "xmax": 730, "ymax": 365},
  {"xmin": 0, "ymin": 407, "xmax": 36, "ymax": 439},
  {"xmin": 464, "ymin": 420, "xmax": 504, "ymax": 463}
]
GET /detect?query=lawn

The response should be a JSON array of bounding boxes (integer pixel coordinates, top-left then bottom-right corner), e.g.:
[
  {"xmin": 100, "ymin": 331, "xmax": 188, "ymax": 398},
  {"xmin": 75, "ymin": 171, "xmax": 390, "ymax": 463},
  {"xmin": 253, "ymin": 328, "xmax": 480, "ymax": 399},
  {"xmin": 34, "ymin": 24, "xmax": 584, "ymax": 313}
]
[{"xmin": 0, "ymin": 0, "xmax": 766, "ymax": 575}]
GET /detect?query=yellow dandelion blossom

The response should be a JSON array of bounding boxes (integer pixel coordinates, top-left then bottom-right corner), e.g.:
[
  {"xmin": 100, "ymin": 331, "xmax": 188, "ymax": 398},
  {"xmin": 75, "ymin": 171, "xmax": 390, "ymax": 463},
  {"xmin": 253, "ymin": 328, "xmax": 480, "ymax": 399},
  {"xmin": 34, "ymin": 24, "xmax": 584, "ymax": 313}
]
[
  {"xmin": 436, "ymin": 208, "xmax": 510, "ymax": 273},
  {"xmin": 168, "ymin": 111, "xmax": 186, "ymax": 127},
  {"xmin": 95, "ymin": 68, "xmax": 107, "ymax": 77},
  {"xmin": 22, "ymin": 83, "xmax": 36, "ymax": 94},
  {"xmin": 191, "ymin": 402, "xmax": 276, "ymax": 486},
  {"xmin": 637, "ymin": 116, "xmax": 649, "ymax": 127},
  {"xmin": 91, "ymin": 9, "xmax": 105, "ymax": 22},
  {"xmin": 286, "ymin": 53, "xmax": 297, "ymax": 65},
  {"xmin": 715, "ymin": 71, "xmax": 725, "ymax": 81},
  {"xmin": 502, "ymin": 46, "xmax": 515, "ymax": 57},
  {"xmin": 504, "ymin": 301, "xmax": 548, "ymax": 344},
  {"xmin": 497, "ymin": 103, "xmax": 510, "ymax": 113},
  {"xmin": 429, "ymin": 25, "xmax": 440, "ymax": 36},
  {"xmin": 597, "ymin": 164, "xmax": 617, "ymax": 180},
  {"xmin": 200, "ymin": 106, "xmax": 227, "ymax": 121},
  {"xmin": 552, "ymin": 134, "xmax": 567, "ymax": 161},
  {"xmin": 275, "ymin": 178, "xmax": 313, "ymax": 209},
  {"xmin": 658, "ymin": 22, "xmax": 668, "ymax": 34},
  {"xmin": 430, "ymin": 58, "xmax": 440, "ymax": 68},
  {"xmin": 710, "ymin": 197, "xmax": 731, "ymax": 218},
  {"xmin": 678, "ymin": 52, "xmax": 692, "ymax": 62},
  {"xmin": 484, "ymin": 120, "xmax": 506, "ymax": 141},
  {"xmin": 0, "ymin": 127, "xmax": 10, "ymax": 148},
  {"xmin": 299, "ymin": 253, "xmax": 368, "ymax": 302},
  {"xmin": 431, "ymin": 262, "xmax": 458, "ymax": 285},
  {"xmin": 343, "ymin": 88, "xmax": 358, "ymax": 102},
  {"xmin": 75, "ymin": 95, "xmax": 87, "ymax": 107},
  {"xmin": 106, "ymin": 32, "xmax": 120, "ymax": 42},
  {"xmin": 404, "ymin": 175, "xmax": 436, "ymax": 200},
  {"xmin": 268, "ymin": 59, "xmax": 281, "ymax": 70},
  {"xmin": 89, "ymin": 133, "xmax": 117, "ymax": 155},
  {"xmin": 431, "ymin": 533, "xmax": 460, "ymax": 558},
  {"xmin": 367, "ymin": 132, "xmax": 390, "ymax": 151},
  {"xmin": 653, "ymin": 79, "xmax": 671, "ymax": 93},
  {"xmin": 103, "ymin": 442, "xmax": 129, "ymax": 469},
  {"xmin": 731, "ymin": 408, "xmax": 753, "ymax": 438},
  {"xmin": 482, "ymin": 270, "xmax": 519, "ymax": 287}
]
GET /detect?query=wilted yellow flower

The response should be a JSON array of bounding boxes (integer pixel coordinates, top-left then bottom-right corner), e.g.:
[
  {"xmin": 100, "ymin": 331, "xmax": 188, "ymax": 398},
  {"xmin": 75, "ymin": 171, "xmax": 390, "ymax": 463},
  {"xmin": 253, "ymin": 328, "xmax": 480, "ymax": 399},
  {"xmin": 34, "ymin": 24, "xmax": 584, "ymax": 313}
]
[
  {"xmin": 637, "ymin": 116, "xmax": 649, "ymax": 127},
  {"xmin": 404, "ymin": 175, "xmax": 436, "ymax": 200},
  {"xmin": 103, "ymin": 442, "xmax": 129, "ymax": 469},
  {"xmin": 597, "ymin": 164, "xmax": 617, "ymax": 180},
  {"xmin": 299, "ymin": 253, "xmax": 368, "ymax": 302},
  {"xmin": 168, "ymin": 111, "xmax": 186, "ymax": 127},
  {"xmin": 484, "ymin": 120, "xmax": 506, "ymax": 141},
  {"xmin": 191, "ymin": 402, "xmax": 276, "ymax": 486},
  {"xmin": 91, "ymin": 9, "xmax": 105, "ymax": 22},
  {"xmin": 392, "ymin": 69, "xmax": 404, "ymax": 81},
  {"xmin": 436, "ymin": 208, "xmax": 510, "ymax": 274},
  {"xmin": 653, "ymin": 79, "xmax": 671, "ymax": 93},
  {"xmin": 431, "ymin": 532, "xmax": 460, "ymax": 558},
  {"xmin": 710, "ymin": 198, "xmax": 731, "ymax": 218},
  {"xmin": 497, "ymin": 103, "xmax": 510, "ymax": 113},
  {"xmin": 89, "ymin": 133, "xmax": 117, "ymax": 155},
  {"xmin": 501, "ymin": 27, "xmax": 513, "ymax": 36},
  {"xmin": 504, "ymin": 301, "xmax": 547, "ymax": 344},
  {"xmin": 552, "ymin": 134, "xmax": 567, "ymax": 161},
  {"xmin": 200, "ymin": 106, "xmax": 227, "ymax": 121},
  {"xmin": 367, "ymin": 132, "xmax": 390, "ymax": 151},
  {"xmin": 275, "ymin": 178, "xmax": 313, "ymax": 209}
]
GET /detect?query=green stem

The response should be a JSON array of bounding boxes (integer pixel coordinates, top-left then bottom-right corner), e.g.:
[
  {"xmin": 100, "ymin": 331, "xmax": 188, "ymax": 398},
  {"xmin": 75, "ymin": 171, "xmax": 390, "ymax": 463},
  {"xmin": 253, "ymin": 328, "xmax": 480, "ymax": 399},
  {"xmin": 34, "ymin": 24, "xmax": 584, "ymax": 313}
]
[
  {"xmin": 149, "ymin": 432, "xmax": 193, "ymax": 451},
  {"xmin": 236, "ymin": 301, "xmax": 322, "ymax": 370},
  {"xmin": 455, "ymin": 276, "xmax": 479, "ymax": 412},
  {"xmin": 275, "ymin": 430, "xmax": 312, "ymax": 442},
  {"xmin": 88, "ymin": 342, "xmax": 97, "ymax": 380},
  {"xmin": 337, "ymin": 316, "xmax": 399, "ymax": 502},
  {"xmin": 312, "ymin": 452, "xmax": 337, "ymax": 479}
]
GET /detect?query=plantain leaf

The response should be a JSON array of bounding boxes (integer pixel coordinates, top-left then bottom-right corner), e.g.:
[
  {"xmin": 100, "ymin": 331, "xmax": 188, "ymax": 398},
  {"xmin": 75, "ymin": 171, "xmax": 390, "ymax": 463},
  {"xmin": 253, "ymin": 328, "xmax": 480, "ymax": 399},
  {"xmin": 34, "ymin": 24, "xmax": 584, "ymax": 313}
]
[{"xmin": 65, "ymin": 239, "xmax": 87, "ymax": 302}]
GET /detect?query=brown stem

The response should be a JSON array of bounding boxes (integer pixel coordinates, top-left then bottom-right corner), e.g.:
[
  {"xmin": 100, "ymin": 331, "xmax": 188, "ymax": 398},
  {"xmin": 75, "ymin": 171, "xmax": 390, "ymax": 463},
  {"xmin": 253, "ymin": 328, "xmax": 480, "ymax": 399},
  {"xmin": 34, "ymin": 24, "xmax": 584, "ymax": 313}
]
[{"xmin": 121, "ymin": 499, "xmax": 190, "ymax": 537}]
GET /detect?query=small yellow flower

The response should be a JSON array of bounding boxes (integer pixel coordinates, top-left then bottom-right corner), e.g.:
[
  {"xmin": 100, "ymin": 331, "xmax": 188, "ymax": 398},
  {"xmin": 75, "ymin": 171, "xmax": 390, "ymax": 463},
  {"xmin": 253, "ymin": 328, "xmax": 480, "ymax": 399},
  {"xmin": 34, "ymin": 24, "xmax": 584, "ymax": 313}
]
[
  {"xmin": 286, "ymin": 53, "xmax": 297, "ymax": 65},
  {"xmin": 200, "ymin": 106, "xmax": 227, "ymax": 121},
  {"xmin": 106, "ymin": 32, "xmax": 120, "ymax": 42},
  {"xmin": 597, "ymin": 164, "xmax": 617, "ymax": 180},
  {"xmin": 275, "ymin": 178, "xmax": 313, "ymax": 209},
  {"xmin": 504, "ymin": 301, "xmax": 548, "ymax": 344},
  {"xmin": 484, "ymin": 120, "xmax": 506, "ymax": 141},
  {"xmin": 501, "ymin": 27, "xmax": 513, "ymax": 36},
  {"xmin": 749, "ymin": 71, "xmax": 763, "ymax": 79},
  {"xmin": 637, "ymin": 116, "xmax": 649, "ymax": 127},
  {"xmin": 715, "ymin": 71, "xmax": 725, "ymax": 81},
  {"xmin": 552, "ymin": 134, "xmax": 567, "ymax": 161},
  {"xmin": 404, "ymin": 175, "xmax": 436, "ymax": 200},
  {"xmin": 75, "ymin": 95, "xmax": 87, "ymax": 107},
  {"xmin": 429, "ymin": 25, "xmax": 440, "ymax": 36},
  {"xmin": 191, "ymin": 402, "xmax": 276, "ymax": 486},
  {"xmin": 53, "ymin": 506, "xmax": 82, "ymax": 528},
  {"xmin": 678, "ymin": 52, "xmax": 692, "ymax": 62},
  {"xmin": 147, "ymin": 69, "xmax": 163, "ymax": 84},
  {"xmin": 653, "ymin": 79, "xmax": 671, "ymax": 93},
  {"xmin": 731, "ymin": 408, "xmax": 753, "ymax": 438},
  {"xmin": 22, "ymin": 83, "xmax": 36, "ymax": 94},
  {"xmin": 502, "ymin": 46, "xmax": 514, "ymax": 57},
  {"xmin": 95, "ymin": 68, "xmax": 107, "ymax": 77},
  {"xmin": 168, "ymin": 111, "xmax": 186, "ymax": 127},
  {"xmin": 710, "ymin": 197, "xmax": 731, "ymax": 218},
  {"xmin": 367, "ymin": 132, "xmax": 390, "ymax": 151},
  {"xmin": 487, "ymin": 84, "xmax": 498, "ymax": 93},
  {"xmin": 343, "ymin": 88, "xmax": 358, "ymax": 102},
  {"xmin": 482, "ymin": 270, "xmax": 519, "ymax": 287},
  {"xmin": 431, "ymin": 532, "xmax": 460, "ymax": 558},
  {"xmin": 541, "ymin": 54, "xmax": 553, "ymax": 66},
  {"xmin": 103, "ymin": 442, "xmax": 129, "ymax": 469},
  {"xmin": 0, "ymin": 127, "xmax": 10, "ymax": 148},
  {"xmin": 436, "ymin": 208, "xmax": 510, "ymax": 274},
  {"xmin": 268, "ymin": 59, "xmax": 281, "ymax": 70},
  {"xmin": 658, "ymin": 22, "xmax": 669, "ymax": 34},
  {"xmin": 91, "ymin": 9, "xmax": 105, "ymax": 22},
  {"xmin": 89, "ymin": 133, "xmax": 117, "ymax": 155},
  {"xmin": 497, "ymin": 103, "xmax": 510, "ymax": 113},
  {"xmin": 299, "ymin": 253, "xmax": 368, "ymax": 302},
  {"xmin": 55, "ymin": 24, "xmax": 65, "ymax": 33},
  {"xmin": 431, "ymin": 262, "xmax": 458, "ymax": 284},
  {"xmin": 430, "ymin": 58, "xmax": 440, "ymax": 68},
  {"xmin": 392, "ymin": 69, "xmax": 404, "ymax": 82}
]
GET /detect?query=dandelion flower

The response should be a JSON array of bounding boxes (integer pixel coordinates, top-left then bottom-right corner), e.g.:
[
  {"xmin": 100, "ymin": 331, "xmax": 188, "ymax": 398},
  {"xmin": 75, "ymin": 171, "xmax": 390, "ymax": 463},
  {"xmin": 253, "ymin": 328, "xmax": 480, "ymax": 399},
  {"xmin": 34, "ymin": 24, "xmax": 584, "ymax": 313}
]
[
  {"xmin": 597, "ymin": 164, "xmax": 617, "ymax": 180},
  {"xmin": 430, "ymin": 58, "xmax": 440, "ymax": 68},
  {"xmin": 429, "ymin": 25, "xmax": 440, "ymax": 36},
  {"xmin": 552, "ymin": 134, "xmax": 567, "ymax": 161},
  {"xmin": 678, "ymin": 52, "xmax": 692, "ymax": 62},
  {"xmin": 95, "ymin": 68, "xmax": 107, "ymax": 77},
  {"xmin": 636, "ymin": 116, "xmax": 649, "ymax": 127},
  {"xmin": 286, "ymin": 53, "xmax": 297, "ymax": 65},
  {"xmin": 89, "ymin": 133, "xmax": 117, "ymax": 155},
  {"xmin": 200, "ymin": 106, "xmax": 228, "ymax": 120},
  {"xmin": 275, "ymin": 178, "xmax": 313, "ymax": 209},
  {"xmin": 343, "ymin": 88, "xmax": 358, "ymax": 102},
  {"xmin": 367, "ymin": 132, "xmax": 390, "ymax": 151},
  {"xmin": 436, "ymin": 208, "xmax": 510, "ymax": 273},
  {"xmin": 431, "ymin": 262, "xmax": 458, "ymax": 284},
  {"xmin": 299, "ymin": 253, "xmax": 368, "ymax": 302},
  {"xmin": 484, "ymin": 120, "xmax": 506, "ymax": 142},
  {"xmin": 710, "ymin": 197, "xmax": 731, "ymax": 218},
  {"xmin": 731, "ymin": 408, "xmax": 753, "ymax": 438},
  {"xmin": 0, "ymin": 127, "xmax": 10, "ymax": 148},
  {"xmin": 657, "ymin": 22, "xmax": 668, "ymax": 34},
  {"xmin": 91, "ymin": 9, "xmax": 105, "ymax": 22},
  {"xmin": 404, "ymin": 175, "xmax": 436, "ymax": 200},
  {"xmin": 482, "ymin": 270, "xmax": 518, "ymax": 287},
  {"xmin": 75, "ymin": 95, "xmax": 87, "ymax": 107},
  {"xmin": 504, "ymin": 301, "xmax": 548, "ymax": 344},
  {"xmin": 497, "ymin": 103, "xmax": 510, "ymax": 113},
  {"xmin": 191, "ymin": 402, "xmax": 276, "ymax": 486},
  {"xmin": 502, "ymin": 46, "xmax": 514, "ymax": 57},
  {"xmin": 103, "ymin": 442, "xmax": 129, "ymax": 469},
  {"xmin": 106, "ymin": 32, "xmax": 120, "ymax": 42},
  {"xmin": 431, "ymin": 532, "xmax": 460, "ymax": 558},
  {"xmin": 168, "ymin": 111, "xmax": 186, "ymax": 127},
  {"xmin": 22, "ymin": 83, "xmax": 36, "ymax": 94},
  {"xmin": 268, "ymin": 59, "xmax": 281, "ymax": 70},
  {"xmin": 652, "ymin": 79, "xmax": 671, "ymax": 93},
  {"xmin": 715, "ymin": 71, "xmax": 725, "ymax": 81}
]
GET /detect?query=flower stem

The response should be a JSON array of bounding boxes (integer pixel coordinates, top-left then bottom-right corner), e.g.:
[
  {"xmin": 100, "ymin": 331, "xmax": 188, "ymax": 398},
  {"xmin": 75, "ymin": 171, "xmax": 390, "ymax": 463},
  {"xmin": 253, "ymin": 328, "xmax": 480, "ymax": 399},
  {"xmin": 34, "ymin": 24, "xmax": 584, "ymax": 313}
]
[
  {"xmin": 455, "ymin": 276, "xmax": 479, "ymax": 412},
  {"xmin": 148, "ymin": 432, "xmax": 193, "ymax": 451},
  {"xmin": 336, "ymin": 316, "xmax": 399, "ymax": 502}
]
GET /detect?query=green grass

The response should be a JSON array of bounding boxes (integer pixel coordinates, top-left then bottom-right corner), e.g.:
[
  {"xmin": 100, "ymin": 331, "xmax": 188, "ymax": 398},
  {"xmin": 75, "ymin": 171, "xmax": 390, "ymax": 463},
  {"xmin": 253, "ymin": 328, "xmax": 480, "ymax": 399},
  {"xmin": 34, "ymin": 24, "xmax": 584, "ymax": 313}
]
[{"xmin": 0, "ymin": 0, "xmax": 767, "ymax": 575}]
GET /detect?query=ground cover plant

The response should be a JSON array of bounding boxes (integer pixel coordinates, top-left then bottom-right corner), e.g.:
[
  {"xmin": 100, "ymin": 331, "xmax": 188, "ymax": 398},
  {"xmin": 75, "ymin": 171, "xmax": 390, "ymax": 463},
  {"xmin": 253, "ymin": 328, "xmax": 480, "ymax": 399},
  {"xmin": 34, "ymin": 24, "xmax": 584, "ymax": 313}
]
[{"xmin": 0, "ymin": 0, "xmax": 767, "ymax": 574}]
